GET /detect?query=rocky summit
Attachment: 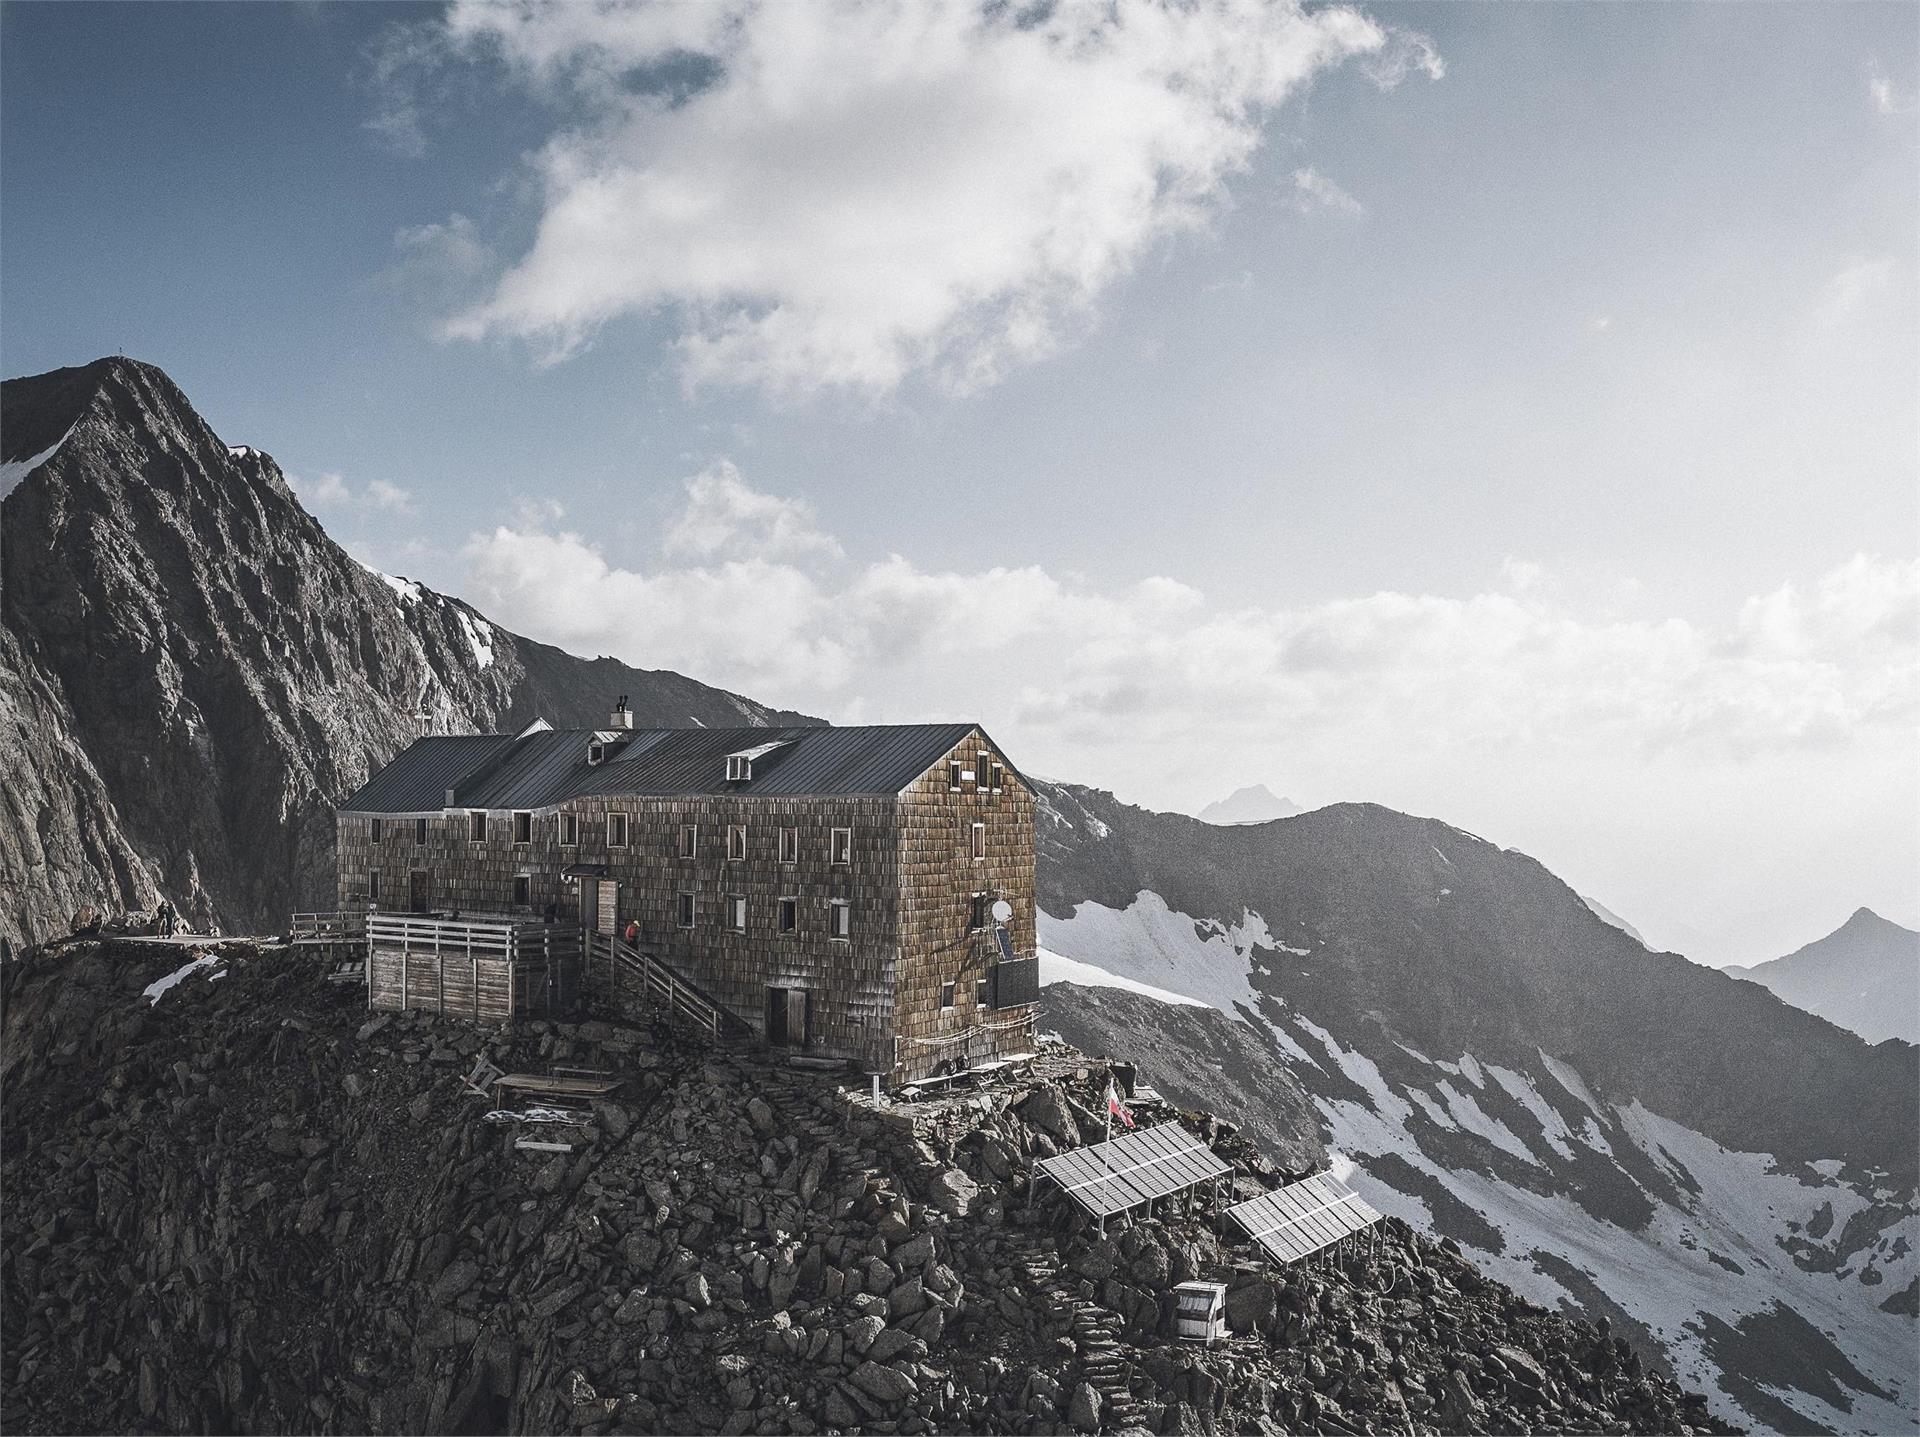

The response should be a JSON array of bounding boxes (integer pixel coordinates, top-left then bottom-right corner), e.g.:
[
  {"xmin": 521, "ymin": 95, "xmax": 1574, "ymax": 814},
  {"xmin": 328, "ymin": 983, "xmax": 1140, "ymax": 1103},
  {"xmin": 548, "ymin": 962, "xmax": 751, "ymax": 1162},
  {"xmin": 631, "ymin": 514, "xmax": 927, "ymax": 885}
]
[
  {"xmin": 0, "ymin": 358, "xmax": 816, "ymax": 952},
  {"xmin": 1, "ymin": 937, "xmax": 1732, "ymax": 1436}
]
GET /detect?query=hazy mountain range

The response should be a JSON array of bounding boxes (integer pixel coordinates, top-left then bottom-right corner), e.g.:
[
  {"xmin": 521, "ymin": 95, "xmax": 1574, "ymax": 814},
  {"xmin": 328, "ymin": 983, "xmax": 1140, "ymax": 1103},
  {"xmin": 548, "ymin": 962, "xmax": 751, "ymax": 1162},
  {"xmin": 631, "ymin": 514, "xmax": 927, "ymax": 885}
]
[
  {"xmin": 1727, "ymin": 907, "xmax": 1920, "ymax": 1046},
  {"xmin": 1195, "ymin": 783, "xmax": 1302, "ymax": 825}
]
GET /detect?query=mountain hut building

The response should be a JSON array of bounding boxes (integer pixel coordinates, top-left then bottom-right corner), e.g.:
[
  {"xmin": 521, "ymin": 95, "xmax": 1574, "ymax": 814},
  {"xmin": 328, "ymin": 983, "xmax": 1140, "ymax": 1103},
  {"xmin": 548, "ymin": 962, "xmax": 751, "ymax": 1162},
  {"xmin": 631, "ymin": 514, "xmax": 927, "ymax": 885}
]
[{"xmin": 332, "ymin": 704, "xmax": 1040, "ymax": 1084}]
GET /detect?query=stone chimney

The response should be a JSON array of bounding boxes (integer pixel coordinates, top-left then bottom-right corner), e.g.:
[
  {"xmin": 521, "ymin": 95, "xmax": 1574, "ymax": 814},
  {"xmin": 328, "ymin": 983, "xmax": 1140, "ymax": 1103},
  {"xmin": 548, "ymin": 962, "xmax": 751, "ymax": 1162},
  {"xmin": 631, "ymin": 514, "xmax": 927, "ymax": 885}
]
[{"xmin": 609, "ymin": 695, "xmax": 632, "ymax": 730}]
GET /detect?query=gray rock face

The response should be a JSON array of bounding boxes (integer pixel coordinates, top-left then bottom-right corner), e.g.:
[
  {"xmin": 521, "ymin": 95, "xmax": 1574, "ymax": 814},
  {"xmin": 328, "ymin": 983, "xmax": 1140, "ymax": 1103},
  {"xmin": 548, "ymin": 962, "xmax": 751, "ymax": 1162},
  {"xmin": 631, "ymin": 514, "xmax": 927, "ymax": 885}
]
[
  {"xmin": 0, "ymin": 357, "xmax": 817, "ymax": 949},
  {"xmin": 0, "ymin": 938, "xmax": 1734, "ymax": 1437}
]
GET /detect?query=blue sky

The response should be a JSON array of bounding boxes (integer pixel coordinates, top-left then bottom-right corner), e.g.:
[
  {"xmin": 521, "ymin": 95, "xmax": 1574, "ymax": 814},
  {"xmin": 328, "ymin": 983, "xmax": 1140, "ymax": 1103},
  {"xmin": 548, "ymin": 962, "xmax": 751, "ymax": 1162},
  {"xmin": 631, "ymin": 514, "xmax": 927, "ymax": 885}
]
[{"xmin": 4, "ymin": 1, "xmax": 1915, "ymax": 962}]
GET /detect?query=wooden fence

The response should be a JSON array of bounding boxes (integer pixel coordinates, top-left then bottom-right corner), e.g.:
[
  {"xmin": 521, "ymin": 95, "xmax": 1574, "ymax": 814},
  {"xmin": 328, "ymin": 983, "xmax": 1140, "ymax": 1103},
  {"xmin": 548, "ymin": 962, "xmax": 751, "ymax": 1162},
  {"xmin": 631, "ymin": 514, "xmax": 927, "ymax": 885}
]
[{"xmin": 366, "ymin": 913, "xmax": 581, "ymax": 1022}]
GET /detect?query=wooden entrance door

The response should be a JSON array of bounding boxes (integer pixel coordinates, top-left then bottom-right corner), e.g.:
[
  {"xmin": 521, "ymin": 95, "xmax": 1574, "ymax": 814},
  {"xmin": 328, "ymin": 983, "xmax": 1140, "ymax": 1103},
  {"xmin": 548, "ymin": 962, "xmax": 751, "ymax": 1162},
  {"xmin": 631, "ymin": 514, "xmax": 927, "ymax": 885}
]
[
  {"xmin": 765, "ymin": 987, "xmax": 809, "ymax": 1048},
  {"xmin": 409, "ymin": 869, "xmax": 431, "ymax": 913}
]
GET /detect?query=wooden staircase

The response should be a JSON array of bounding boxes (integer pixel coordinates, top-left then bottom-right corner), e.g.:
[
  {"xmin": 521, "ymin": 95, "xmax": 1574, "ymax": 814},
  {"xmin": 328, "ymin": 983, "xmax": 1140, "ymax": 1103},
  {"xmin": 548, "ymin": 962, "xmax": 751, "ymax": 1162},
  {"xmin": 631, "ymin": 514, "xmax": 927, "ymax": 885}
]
[{"xmin": 585, "ymin": 931, "xmax": 728, "ymax": 1036}]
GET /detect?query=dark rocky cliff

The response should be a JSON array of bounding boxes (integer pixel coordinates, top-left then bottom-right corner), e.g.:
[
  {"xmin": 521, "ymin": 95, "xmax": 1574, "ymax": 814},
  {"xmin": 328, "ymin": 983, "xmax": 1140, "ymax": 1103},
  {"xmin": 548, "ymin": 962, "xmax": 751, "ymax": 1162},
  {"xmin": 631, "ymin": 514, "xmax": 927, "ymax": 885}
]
[
  {"xmin": 0, "ymin": 937, "xmax": 1733, "ymax": 1437},
  {"xmin": 0, "ymin": 358, "xmax": 816, "ymax": 950}
]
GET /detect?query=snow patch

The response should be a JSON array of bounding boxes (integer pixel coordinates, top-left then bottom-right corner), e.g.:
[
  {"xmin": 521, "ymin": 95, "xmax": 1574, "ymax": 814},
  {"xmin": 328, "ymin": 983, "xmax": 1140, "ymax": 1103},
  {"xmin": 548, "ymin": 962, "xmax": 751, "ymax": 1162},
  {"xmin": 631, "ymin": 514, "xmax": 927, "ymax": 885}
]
[
  {"xmin": 1486, "ymin": 1063, "xmax": 1579, "ymax": 1161},
  {"xmin": 1538, "ymin": 1050, "xmax": 1606, "ymax": 1117},
  {"xmin": 142, "ymin": 954, "xmax": 223, "ymax": 1005},
  {"xmin": 1037, "ymin": 947, "xmax": 1207, "ymax": 1009},
  {"xmin": 1037, "ymin": 890, "xmax": 1262, "ymax": 1018},
  {"xmin": 0, "ymin": 422, "xmax": 77, "ymax": 503},
  {"xmin": 1289, "ymin": 1026, "xmax": 1917, "ymax": 1435},
  {"xmin": 1433, "ymin": 1079, "xmax": 1542, "ymax": 1165},
  {"xmin": 379, "ymin": 572, "xmax": 424, "ymax": 605},
  {"xmin": 454, "ymin": 609, "xmax": 495, "ymax": 669}
]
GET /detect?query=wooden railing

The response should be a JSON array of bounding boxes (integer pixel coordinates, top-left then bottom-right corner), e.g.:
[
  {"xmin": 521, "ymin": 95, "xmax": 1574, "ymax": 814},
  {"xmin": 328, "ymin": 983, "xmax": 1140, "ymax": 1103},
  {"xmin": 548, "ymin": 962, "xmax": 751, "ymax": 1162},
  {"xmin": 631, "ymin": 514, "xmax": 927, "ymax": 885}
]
[
  {"xmin": 365, "ymin": 912, "xmax": 577, "ymax": 959},
  {"xmin": 290, "ymin": 910, "xmax": 367, "ymax": 944},
  {"xmin": 587, "ymin": 931, "xmax": 721, "ymax": 1036}
]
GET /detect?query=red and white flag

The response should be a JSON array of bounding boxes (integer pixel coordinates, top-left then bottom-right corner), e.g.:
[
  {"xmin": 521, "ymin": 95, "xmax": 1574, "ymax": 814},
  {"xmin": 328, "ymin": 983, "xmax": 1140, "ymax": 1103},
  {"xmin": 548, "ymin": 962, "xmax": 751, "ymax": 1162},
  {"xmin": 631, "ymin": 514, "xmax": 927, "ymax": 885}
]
[{"xmin": 1105, "ymin": 1078, "xmax": 1135, "ymax": 1130}]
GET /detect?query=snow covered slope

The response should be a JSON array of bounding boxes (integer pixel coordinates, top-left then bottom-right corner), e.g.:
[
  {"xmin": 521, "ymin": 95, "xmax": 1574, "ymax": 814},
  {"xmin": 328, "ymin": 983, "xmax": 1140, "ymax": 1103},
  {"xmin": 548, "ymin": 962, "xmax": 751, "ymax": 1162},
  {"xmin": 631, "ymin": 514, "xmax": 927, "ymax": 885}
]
[{"xmin": 1035, "ymin": 781, "xmax": 1919, "ymax": 1435}]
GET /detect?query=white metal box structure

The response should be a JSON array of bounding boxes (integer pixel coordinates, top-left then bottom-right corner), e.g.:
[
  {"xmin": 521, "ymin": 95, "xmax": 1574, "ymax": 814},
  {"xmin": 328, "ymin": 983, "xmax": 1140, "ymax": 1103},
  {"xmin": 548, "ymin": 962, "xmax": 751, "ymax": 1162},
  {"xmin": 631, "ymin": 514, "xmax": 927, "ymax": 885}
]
[{"xmin": 1172, "ymin": 1281, "xmax": 1228, "ymax": 1345}]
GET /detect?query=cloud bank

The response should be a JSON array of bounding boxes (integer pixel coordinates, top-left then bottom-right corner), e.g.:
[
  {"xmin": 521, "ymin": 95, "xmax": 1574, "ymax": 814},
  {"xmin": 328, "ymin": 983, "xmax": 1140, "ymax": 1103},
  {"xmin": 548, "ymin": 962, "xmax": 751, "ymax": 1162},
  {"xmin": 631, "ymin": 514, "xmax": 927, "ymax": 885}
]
[
  {"xmin": 463, "ymin": 468, "xmax": 1917, "ymax": 777},
  {"xmin": 391, "ymin": 0, "xmax": 1438, "ymax": 395}
]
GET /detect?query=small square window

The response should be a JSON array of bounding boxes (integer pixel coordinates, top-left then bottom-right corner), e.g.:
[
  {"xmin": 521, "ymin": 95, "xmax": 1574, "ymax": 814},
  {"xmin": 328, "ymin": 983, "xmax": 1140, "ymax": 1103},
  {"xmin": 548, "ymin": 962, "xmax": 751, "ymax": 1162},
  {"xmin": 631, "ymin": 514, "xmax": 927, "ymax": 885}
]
[
  {"xmin": 371, "ymin": 817, "xmax": 383, "ymax": 841},
  {"xmin": 677, "ymin": 891, "xmax": 697, "ymax": 928},
  {"xmin": 513, "ymin": 875, "xmax": 530, "ymax": 907},
  {"xmin": 414, "ymin": 816, "xmax": 427, "ymax": 847},
  {"xmin": 778, "ymin": 896, "xmax": 798, "ymax": 933},
  {"xmin": 830, "ymin": 827, "xmax": 853, "ymax": 865},
  {"xmin": 728, "ymin": 895, "xmax": 747, "ymax": 932},
  {"xmin": 559, "ymin": 813, "xmax": 578, "ymax": 846},
  {"xmin": 726, "ymin": 754, "xmax": 751, "ymax": 782},
  {"xmin": 513, "ymin": 811, "xmax": 532, "ymax": 845},
  {"xmin": 469, "ymin": 811, "xmax": 487, "ymax": 844},
  {"xmin": 940, "ymin": 981, "xmax": 956, "ymax": 1010},
  {"xmin": 608, "ymin": 813, "xmax": 629, "ymax": 848},
  {"xmin": 679, "ymin": 825, "xmax": 698, "ymax": 859},
  {"xmin": 971, "ymin": 822, "xmax": 986, "ymax": 861},
  {"xmin": 828, "ymin": 900, "xmax": 850, "ymax": 942},
  {"xmin": 727, "ymin": 824, "xmax": 747, "ymax": 861},
  {"xmin": 778, "ymin": 827, "xmax": 798, "ymax": 864}
]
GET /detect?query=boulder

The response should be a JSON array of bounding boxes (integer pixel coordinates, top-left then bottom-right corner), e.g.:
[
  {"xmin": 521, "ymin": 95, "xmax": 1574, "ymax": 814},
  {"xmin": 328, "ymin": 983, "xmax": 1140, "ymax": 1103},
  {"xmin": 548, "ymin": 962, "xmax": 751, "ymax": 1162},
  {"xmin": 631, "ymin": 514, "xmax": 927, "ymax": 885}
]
[
  {"xmin": 1068, "ymin": 1381, "xmax": 1103, "ymax": 1432},
  {"xmin": 850, "ymin": 1360, "xmax": 918, "ymax": 1406}
]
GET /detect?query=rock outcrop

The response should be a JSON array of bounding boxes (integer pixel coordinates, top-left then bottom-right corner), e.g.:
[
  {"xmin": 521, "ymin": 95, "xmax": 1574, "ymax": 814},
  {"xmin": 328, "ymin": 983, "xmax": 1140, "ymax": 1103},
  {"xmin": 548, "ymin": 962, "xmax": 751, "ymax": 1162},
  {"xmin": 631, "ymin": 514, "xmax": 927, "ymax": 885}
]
[
  {"xmin": 0, "ymin": 358, "xmax": 817, "ymax": 950},
  {"xmin": 0, "ymin": 938, "xmax": 1735, "ymax": 1436}
]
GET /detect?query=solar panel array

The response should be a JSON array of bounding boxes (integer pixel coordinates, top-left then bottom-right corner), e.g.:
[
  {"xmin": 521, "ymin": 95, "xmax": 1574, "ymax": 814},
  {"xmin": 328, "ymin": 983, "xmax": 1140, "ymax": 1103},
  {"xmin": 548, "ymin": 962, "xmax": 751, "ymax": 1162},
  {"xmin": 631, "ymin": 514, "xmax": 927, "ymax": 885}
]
[
  {"xmin": 1226, "ymin": 1173, "xmax": 1382, "ymax": 1264},
  {"xmin": 1034, "ymin": 1123, "xmax": 1232, "ymax": 1218}
]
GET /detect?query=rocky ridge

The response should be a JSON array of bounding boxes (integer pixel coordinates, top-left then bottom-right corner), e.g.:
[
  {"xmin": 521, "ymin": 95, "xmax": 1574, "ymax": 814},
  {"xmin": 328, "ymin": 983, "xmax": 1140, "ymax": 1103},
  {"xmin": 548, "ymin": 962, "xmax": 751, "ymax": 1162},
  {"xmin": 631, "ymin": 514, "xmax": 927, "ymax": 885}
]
[
  {"xmin": 0, "ymin": 358, "xmax": 816, "ymax": 950},
  {"xmin": 1, "ymin": 938, "xmax": 1732, "ymax": 1435},
  {"xmin": 1032, "ymin": 781, "xmax": 1919, "ymax": 1433}
]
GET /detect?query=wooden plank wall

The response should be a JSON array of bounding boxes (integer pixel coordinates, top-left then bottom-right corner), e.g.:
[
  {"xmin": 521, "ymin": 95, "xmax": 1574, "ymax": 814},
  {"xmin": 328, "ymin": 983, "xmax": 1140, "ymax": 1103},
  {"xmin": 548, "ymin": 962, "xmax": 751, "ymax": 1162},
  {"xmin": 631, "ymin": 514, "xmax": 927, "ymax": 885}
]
[
  {"xmin": 892, "ymin": 728, "xmax": 1039, "ymax": 1081},
  {"xmin": 368, "ymin": 947, "xmax": 513, "ymax": 1022}
]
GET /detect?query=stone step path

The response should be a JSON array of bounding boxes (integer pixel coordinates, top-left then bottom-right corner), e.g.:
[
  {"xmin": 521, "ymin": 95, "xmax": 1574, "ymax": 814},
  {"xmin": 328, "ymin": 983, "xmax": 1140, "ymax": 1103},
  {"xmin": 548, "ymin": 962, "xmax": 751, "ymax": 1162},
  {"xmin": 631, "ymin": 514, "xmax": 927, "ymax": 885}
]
[{"xmin": 1003, "ymin": 1231, "xmax": 1149, "ymax": 1432}]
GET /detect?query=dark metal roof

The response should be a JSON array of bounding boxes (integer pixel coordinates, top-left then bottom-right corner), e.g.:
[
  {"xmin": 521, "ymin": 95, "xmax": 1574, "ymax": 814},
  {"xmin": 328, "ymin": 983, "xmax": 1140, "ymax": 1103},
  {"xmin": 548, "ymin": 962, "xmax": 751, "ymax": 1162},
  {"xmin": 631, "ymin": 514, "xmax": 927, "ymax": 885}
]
[
  {"xmin": 340, "ymin": 735, "xmax": 514, "ymax": 813},
  {"xmin": 578, "ymin": 724, "xmax": 976, "ymax": 800},
  {"xmin": 340, "ymin": 722, "xmax": 1018, "ymax": 813}
]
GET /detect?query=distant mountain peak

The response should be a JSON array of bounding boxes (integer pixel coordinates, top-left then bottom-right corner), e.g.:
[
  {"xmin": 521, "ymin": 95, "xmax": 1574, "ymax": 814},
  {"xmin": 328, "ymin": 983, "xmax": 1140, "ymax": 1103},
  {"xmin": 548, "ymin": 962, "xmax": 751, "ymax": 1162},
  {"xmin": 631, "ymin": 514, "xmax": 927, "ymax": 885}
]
[
  {"xmin": 1731, "ymin": 905, "xmax": 1920, "ymax": 1045},
  {"xmin": 1196, "ymin": 782, "xmax": 1301, "ymax": 825}
]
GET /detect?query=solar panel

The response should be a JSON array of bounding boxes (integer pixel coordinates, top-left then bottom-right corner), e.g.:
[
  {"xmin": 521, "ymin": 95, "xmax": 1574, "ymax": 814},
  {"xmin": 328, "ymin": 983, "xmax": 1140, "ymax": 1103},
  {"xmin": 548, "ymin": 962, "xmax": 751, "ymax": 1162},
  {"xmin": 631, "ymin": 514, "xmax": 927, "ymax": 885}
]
[
  {"xmin": 1034, "ymin": 1124, "xmax": 1233, "ymax": 1219},
  {"xmin": 1226, "ymin": 1173, "xmax": 1382, "ymax": 1264}
]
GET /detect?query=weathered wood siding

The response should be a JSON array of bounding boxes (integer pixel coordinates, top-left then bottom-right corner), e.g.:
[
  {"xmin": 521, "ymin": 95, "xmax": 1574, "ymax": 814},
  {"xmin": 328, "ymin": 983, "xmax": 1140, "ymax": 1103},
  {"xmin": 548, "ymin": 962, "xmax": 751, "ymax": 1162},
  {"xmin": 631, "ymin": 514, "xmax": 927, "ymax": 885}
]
[
  {"xmin": 368, "ymin": 948, "xmax": 515, "ymax": 1020},
  {"xmin": 892, "ymin": 728, "xmax": 1038, "ymax": 1081}
]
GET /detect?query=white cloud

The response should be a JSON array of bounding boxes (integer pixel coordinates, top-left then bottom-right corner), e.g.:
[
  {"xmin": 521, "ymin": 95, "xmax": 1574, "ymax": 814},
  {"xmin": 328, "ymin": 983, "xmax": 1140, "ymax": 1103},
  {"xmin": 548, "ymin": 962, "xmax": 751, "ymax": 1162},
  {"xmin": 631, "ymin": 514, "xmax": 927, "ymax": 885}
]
[
  {"xmin": 1814, "ymin": 256, "xmax": 1895, "ymax": 327},
  {"xmin": 664, "ymin": 461, "xmax": 842, "ymax": 562},
  {"xmin": 290, "ymin": 470, "xmax": 416, "ymax": 515},
  {"xmin": 1290, "ymin": 165, "xmax": 1364, "ymax": 216},
  {"xmin": 392, "ymin": 0, "xmax": 1437, "ymax": 396},
  {"xmin": 461, "ymin": 466, "xmax": 1918, "ymax": 772},
  {"xmin": 1869, "ymin": 63, "xmax": 1916, "ymax": 117}
]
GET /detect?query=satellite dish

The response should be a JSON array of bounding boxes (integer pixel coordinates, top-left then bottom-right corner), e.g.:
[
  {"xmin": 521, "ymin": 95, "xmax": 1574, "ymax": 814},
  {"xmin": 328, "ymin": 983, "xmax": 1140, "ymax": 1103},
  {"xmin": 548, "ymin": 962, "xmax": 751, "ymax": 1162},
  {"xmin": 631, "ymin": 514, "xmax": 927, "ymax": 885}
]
[{"xmin": 991, "ymin": 899, "xmax": 1013, "ymax": 923}]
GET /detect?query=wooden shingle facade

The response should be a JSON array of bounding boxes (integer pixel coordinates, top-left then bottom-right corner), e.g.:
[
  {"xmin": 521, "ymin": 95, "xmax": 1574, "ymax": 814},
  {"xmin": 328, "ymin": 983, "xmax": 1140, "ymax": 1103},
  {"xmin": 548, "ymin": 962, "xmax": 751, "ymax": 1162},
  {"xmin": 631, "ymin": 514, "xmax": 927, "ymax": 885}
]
[{"xmin": 335, "ymin": 714, "xmax": 1038, "ymax": 1082}]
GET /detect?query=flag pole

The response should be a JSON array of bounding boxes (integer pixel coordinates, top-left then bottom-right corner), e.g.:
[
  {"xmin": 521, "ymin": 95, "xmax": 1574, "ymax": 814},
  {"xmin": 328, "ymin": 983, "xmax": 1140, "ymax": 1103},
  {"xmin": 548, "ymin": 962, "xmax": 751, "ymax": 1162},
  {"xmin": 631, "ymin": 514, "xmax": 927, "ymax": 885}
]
[{"xmin": 1099, "ymin": 1083, "xmax": 1112, "ymax": 1237}]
